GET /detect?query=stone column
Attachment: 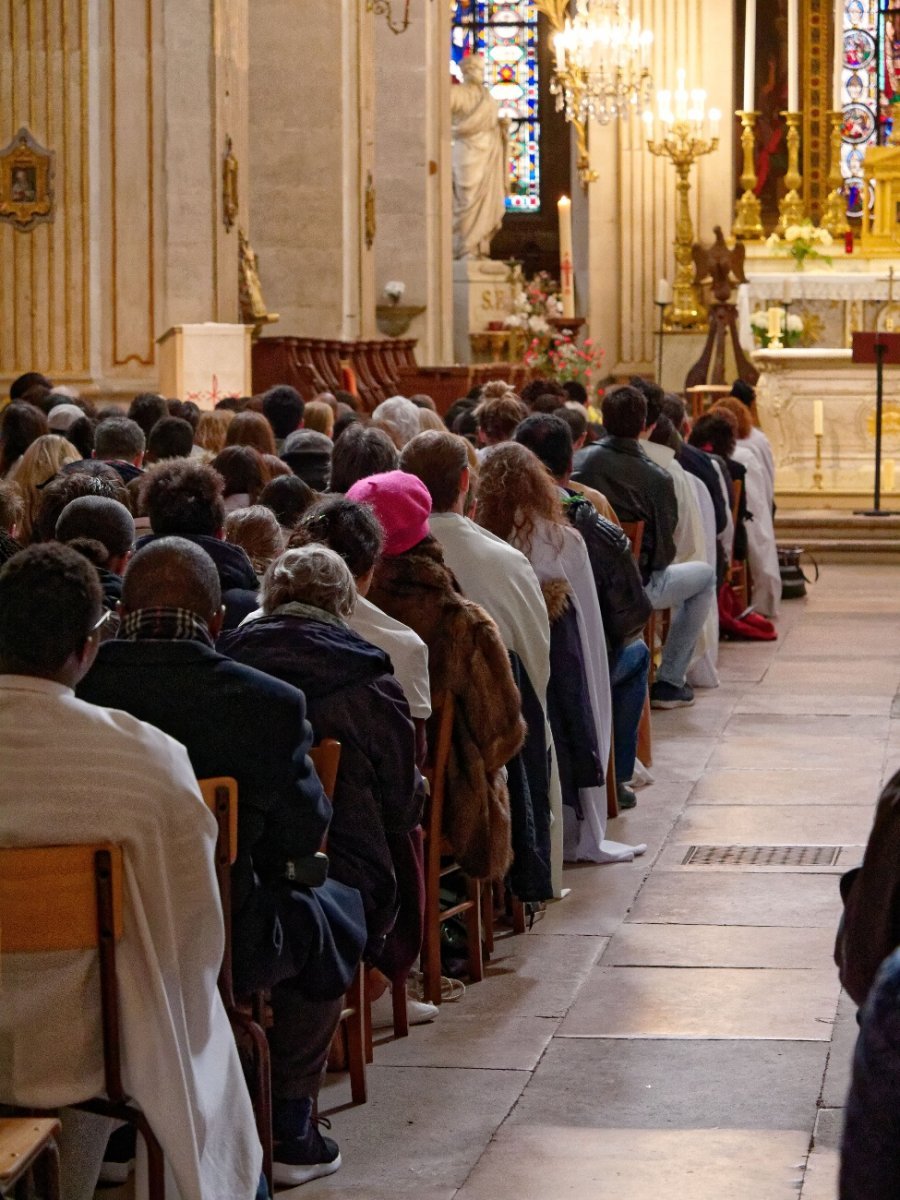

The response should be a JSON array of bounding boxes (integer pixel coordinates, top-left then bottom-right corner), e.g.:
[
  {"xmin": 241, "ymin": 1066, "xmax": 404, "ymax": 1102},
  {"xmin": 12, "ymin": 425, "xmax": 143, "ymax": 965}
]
[
  {"xmin": 373, "ymin": 0, "xmax": 453, "ymax": 364},
  {"xmin": 248, "ymin": 0, "xmax": 376, "ymax": 342}
]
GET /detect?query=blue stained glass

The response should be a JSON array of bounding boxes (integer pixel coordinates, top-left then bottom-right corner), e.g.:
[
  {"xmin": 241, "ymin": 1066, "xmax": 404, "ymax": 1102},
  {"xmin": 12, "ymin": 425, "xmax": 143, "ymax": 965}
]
[
  {"xmin": 841, "ymin": 0, "xmax": 900, "ymax": 212},
  {"xmin": 451, "ymin": 0, "xmax": 541, "ymax": 212}
]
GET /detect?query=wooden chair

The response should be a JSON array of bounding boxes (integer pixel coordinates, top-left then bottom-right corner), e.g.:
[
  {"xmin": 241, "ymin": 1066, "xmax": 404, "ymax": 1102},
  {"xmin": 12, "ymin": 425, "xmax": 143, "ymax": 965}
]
[
  {"xmin": 421, "ymin": 693, "xmax": 485, "ymax": 1006},
  {"xmin": 0, "ymin": 844, "xmax": 166, "ymax": 1199},
  {"xmin": 309, "ymin": 741, "xmax": 371, "ymax": 1105},
  {"xmin": 198, "ymin": 778, "xmax": 273, "ymax": 1192},
  {"xmin": 0, "ymin": 1118, "xmax": 61, "ymax": 1200}
]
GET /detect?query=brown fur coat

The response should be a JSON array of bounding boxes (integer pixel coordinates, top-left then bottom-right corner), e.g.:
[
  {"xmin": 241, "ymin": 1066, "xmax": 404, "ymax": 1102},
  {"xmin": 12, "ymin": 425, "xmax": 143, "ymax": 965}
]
[{"xmin": 368, "ymin": 537, "xmax": 526, "ymax": 880}]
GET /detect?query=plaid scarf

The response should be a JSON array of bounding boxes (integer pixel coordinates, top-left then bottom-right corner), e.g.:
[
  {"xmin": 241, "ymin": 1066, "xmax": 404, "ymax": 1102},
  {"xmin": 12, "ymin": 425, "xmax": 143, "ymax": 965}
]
[{"xmin": 119, "ymin": 607, "xmax": 215, "ymax": 648}]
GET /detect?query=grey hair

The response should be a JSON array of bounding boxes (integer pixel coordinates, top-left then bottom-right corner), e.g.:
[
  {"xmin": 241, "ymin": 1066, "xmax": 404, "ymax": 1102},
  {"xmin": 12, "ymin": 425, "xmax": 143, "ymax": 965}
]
[
  {"xmin": 260, "ymin": 544, "xmax": 357, "ymax": 619},
  {"xmin": 371, "ymin": 396, "xmax": 421, "ymax": 449}
]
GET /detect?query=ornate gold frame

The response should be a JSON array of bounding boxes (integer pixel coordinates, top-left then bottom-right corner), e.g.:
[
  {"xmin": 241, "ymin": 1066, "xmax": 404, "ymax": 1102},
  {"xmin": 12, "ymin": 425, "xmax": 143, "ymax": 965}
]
[{"xmin": 0, "ymin": 127, "xmax": 55, "ymax": 232}]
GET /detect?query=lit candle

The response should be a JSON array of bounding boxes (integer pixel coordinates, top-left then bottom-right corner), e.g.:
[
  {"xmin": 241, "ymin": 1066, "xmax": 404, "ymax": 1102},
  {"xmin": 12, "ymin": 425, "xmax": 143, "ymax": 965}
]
[
  {"xmin": 743, "ymin": 0, "xmax": 757, "ymax": 111},
  {"xmin": 787, "ymin": 0, "xmax": 799, "ymax": 110},
  {"xmin": 554, "ymin": 31, "xmax": 565, "ymax": 74},
  {"xmin": 885, "ymin": 459, "xmax": 896, "ymax": 492},
  {"xmin": 813, "ymin": 399, "xmax": 824, "ymax": 437},
  {"xmin": 709, "ymin": 107, "xmax": 721, "ymax": 138},
  {"xmin": 558, "ymin": 195, "xmax": 575, "ymax": 319},
  {"xmin": 767, "ymin": 305, "xmax": 783, "ymax": 340},
  {"xmin": 656, "ymin": 278, "xmax": 673, "ymax": 306}
]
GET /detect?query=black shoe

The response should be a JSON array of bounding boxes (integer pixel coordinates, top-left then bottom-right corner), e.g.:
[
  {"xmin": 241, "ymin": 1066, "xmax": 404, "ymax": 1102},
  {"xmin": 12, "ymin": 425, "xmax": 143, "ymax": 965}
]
[
  {"xmin": 273, "ymin": 1120, "xmax": 342, "ymax": 1187},
  {"xmin": 650, "ymin": 680, "xmax": 695, "ymax": 709},
  {"xmin": 616, "ymin": 782, "xmax": 637, "ymax": 810}
]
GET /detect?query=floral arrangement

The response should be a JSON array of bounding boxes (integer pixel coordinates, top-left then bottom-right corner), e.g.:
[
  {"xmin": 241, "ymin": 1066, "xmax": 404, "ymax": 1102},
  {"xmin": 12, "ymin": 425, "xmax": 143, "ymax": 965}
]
[
  {"xmin": 382, "ymin": 280, "xmax": 406, "ymax": 304},
  {"xmin": 503, "ymin": 270, "xmax": 564, "ymax": 337},
  {"xmin": 765, "ymin": 223, "xmax": 833, "ymax": 270},
  {"xmin": 750, "ymin": 309, "xmax": 804, "ymax": 348},
  {"xmin": 524, "ymin": 335, "xmax": 606, "ymax": 401}
]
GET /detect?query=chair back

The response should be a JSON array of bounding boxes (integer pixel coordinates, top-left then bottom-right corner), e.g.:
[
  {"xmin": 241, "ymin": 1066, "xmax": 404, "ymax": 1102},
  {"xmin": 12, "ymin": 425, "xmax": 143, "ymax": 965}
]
[
  {"xmin": 309, "ymin": 739, "xmax": 341, "ymax": 801},
  {"xmin": 424, "ymin": 693, "xmax": 454, "ymax": 850},
  {"xmin": 620, "ymin": 520, "xmax": 645, "ymax": 563},
  {"xmin": 0, "ymin": 844, "xmax": 126, "ymax": 1101},
  {"xmin": 198, "ymin": 777, "xmax": 238, "ymax": 1007}
]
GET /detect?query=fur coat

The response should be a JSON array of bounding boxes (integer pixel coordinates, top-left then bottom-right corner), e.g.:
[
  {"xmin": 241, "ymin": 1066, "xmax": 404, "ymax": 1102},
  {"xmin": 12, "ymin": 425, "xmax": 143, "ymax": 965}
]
[{"xmin": 368, "ymin": 537, "xmax": 526, "ymax": 880}]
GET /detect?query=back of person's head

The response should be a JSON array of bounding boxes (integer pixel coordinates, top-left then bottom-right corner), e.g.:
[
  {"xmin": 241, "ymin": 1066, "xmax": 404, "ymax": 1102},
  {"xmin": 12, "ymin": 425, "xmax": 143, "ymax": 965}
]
[
  {"xmin": 345, "ymin": 470, "xmax": 432, "ymax": 557},
  {"xmin": 0, "ymin": 402, "xmax": 49, "ymax": 474},
  {"xmin": 303, "ymin": 400, "xmax": 335, "ymax": 438},
  {"xmin": 601, "ymin": 386, "xmax": 647, "ymax": 438},
  {"xmin": 226, "ymin": 409, "xmax": 277, "ymax": 456},
  {"xmin": 451, "ymin": 406, "xmax": 478, "ymax": 442},
  {"xmin": 371, "ymin": 396, "xmax": 421, "ymax": 450},
  {"xmin": 94, "ymin": 417, "xmax": 146, "ymax": 463},
  {"xmin": 9, "ymin": 371, "xmax": 52, "ymax": 401},
  {"xmin": 476, "ymin": 442, "xmax": 564, "ymax": 551},
  {"xmin": 329, "ymin": 423, "xmax": 399, "ymax": 494},
  {"xmin": 56, "ymin": 496, "xmax": 135, "ymax": 570},
  {"xmin": 63, "ymin": 416, "xmax": 96, "ymax": 460},
  {"xmin": 261, "ymin": 454, "xmax": 292, "ymax": 481},
  {"xmin": 479, "ymin": 380, "xmax": 516, "ymax": 402},
  {"xmin": 529, "ymin": 392, "xmax": 566, "ymax": 414},
  {"xmin": 689, "ymin": 411, "xmax": 737, "ymax": 458},
  {"xmin": 280, "ymin": 430, "xmax": 333, "ymax": 491},
  {"xmin": 562, "ymin": 379, "xmax": 588, "ymax": 406},
  {"xmin": 711, "ymin": 396, "xmax": 753, "ymax": 439},
  {"xmin": 223, "ymin": 505, "xmax": 284, "ymax": 575},
  {"xmin": 514, "ymin": 412, "xmax": 573, "ymax": 479},
  {"xmin": 520, "ymin": 377, "xmax": 566, "ymax": 410},
  {"xmin": 19, "ymin": 385, "xmax": 53, "ymax": 412},
  {"xmin": 559, "ymin": 403, "xmax": 588, "ymax": 446},
  {"xmin": 122, "ymin": 536, "xmax": 222, "ymax": 617},
  {"xmin": 31, "ymin": 468, "xmax": 130, "ymax": 544},
  {"xmin": 215, "ymin": 395, "xmax": 247, "ymax": 413},
  {"xmin": 730, "ymin": 379, "xmax": 756, "ymax": 409},
  {"xmin": 0, "ymin": 480, "xmax": 23, "ymax": 534},
  {"xmin": 409, "ymin": 393, "xmax": 437, "ymax": 411},
  {"xmin": 261, "ymin": 544, "xmax": 356, "ymax": 619},
  {"xmin": 629, "ymin": 376, "xmax": 665, "ymax": 426},
  {"xmin": 46, "ymin": 403, "xmax": 87, "ymax": 435},
  {"xmin": 660, "ymin": 392, "xmax": 687, "ymax": 432},
  {"xmin": 210, "ymin": 444, "xmax": 267, "ymax": 502},
  {"xmin": 15, "ymin": 437, "xmax": 81, "ymax": 540},
  {"xmin": 416, "ymin": 408, "xmax": 446, "ymax": 434},
  {"xmin": 262, "ymin": 385, "xmax": 305, "ymax": 440},
  {"xmin": 145, "ymin": 416, "xmax": 194, "ymax": 463},
  {"xmin": 127, "ymin": 392, "xmax": 167, "ymax": 437},
  {"xmin": 474, "ymin": 393, "xmax": 528, "ymax": 444},
  {"xmin": 194, "ymin": 409, "xmax": 233, "ymax": 456},
  {"xmin": 399, "ymin": 430, "xmax": 470, "ymax": 513},
  {"xmin": 292, "ymin": 495, "xmax": 384, "ymax": 579},
  {"xmin": 141, "ymin": 459, "xmax": 225, "ymax": 537},
  {"xmin": 333, "ymin": 410, "xmax": 361, "ymax": 442},
  {"xmin": 0, "ymin": 543, "xmax": 102, "ymax": 677},
  {"xmin": 163, "ymin": 399, "xmax": 200, "ymax": 431},
  {"xmin": 444, "ymin": 396, "xmax": 478, "ymax": 432},
  {"xmin": 334, "ymin": 388, "xmax": 361, "ymax": 413},
  {"xmin": 259, "ymin": 474, "xmax": 315, "ymax": 530}
]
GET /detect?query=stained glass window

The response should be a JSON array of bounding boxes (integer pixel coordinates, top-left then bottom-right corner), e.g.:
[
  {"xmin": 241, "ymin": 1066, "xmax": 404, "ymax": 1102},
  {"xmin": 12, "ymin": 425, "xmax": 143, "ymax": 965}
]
[
  {"xmin": 840, "ymin": 0, "xmax": 900, "ymax": 215},
  {"xmin": 451, "ymin": 1, "xmax": 541, "ymax": 213}
]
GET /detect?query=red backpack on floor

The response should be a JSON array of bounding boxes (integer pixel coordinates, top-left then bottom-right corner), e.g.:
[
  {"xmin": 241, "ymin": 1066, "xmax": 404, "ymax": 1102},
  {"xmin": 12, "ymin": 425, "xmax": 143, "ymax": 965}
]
[{"xmin": 718, "ymin": 583, "xmax": 777, "ymax": 641}]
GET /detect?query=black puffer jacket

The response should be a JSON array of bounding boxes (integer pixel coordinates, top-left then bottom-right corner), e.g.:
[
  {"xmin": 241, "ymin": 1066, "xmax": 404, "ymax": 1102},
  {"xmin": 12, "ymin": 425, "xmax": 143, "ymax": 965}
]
[{"xmin": 561, "ymin": 490, "xmax": 652, "ymax": 648}]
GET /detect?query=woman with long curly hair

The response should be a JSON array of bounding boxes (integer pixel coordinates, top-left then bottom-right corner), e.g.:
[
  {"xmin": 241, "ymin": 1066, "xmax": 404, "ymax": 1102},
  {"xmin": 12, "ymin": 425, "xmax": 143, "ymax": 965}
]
[
  {"xmin": 14, "ymin": 433, "xmax": 81, "ymax": 542},
  {"xmin": 476, "ymin": 442, "xmax": 645, "ymax": 865}
]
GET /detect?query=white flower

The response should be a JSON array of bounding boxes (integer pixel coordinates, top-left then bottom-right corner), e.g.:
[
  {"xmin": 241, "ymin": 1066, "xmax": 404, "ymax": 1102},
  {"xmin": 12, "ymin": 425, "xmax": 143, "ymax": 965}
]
[
  {"xmin": 766, "ymin": 233, "xmax": 781, "ymax": 250},
  {"xmin": 816, "ymin": 229, "xmax": 833, "ymax": 247},
  {"xmin": 383, "ymin": 280, "xmax": 405, "ymax": 302},
  {"xmin": 528, "ymin": 315, "xmax": 550, "ymax": 334},
  {"xmin": 504, "ymin": 314, "xmax": 525, "ymax": 329},
  {"xmin": 750, "ymin": 310, "xmax": 769, "ymax": 329},
  {"xmin": 786, "ymin": 313, "xmax": 804, "ymax": 332},
  {"xmin": 784, "ymin": 225, "xmax": 802, "ymax": 243}
]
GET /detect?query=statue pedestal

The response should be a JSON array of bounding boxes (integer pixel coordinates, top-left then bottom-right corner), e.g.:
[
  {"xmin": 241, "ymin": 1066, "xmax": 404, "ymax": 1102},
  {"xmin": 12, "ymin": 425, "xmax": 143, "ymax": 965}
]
[
  {"xmin": 157, "ymin": 323, "xmax": 252, "ymax": 408},
  {"xmin": 452, "ymin": 258, "xmax": 518, "ymax": 364}
]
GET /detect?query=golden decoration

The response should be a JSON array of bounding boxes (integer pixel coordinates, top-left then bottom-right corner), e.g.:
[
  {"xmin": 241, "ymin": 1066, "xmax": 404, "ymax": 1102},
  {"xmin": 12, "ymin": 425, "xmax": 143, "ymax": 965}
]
[
  {"xmin": 364, "ymin": 170, "xmax": 376, "ymax": 250},
  {"xmin": 797, "ymin": 308, "xmax": 824, "ymax": 347},
  {"xmin": 238, "ymin": 228, "xmax": 279, "ymax": 337},
  {"xmin": 0, "ymin": 127, "xmax": 55, "ymax": 232},
  {"xmin": 366, "ymin": 0, "xmax": 411, "ymax": 35},
  {"xmin": 222, "ymin": 136, "xmax": 238, "ymax": 233},
  {"xmin": 867, "ymin": 404, "xmax": 900, "ymax": 439}
]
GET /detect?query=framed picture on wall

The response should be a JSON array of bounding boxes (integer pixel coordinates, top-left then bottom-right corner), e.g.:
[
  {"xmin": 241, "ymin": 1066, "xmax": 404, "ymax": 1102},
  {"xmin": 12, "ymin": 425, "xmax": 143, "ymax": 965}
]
[{"xmin": 0, "ymin": 128, "xmax": 55, "ymax": 232}]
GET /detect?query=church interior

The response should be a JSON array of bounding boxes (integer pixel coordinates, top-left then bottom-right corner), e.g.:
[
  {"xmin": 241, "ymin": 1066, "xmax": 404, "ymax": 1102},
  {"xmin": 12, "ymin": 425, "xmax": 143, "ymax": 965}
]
[{"xmin": 2, "ymin": 1, "xmax": 900, "ymax": 1199}]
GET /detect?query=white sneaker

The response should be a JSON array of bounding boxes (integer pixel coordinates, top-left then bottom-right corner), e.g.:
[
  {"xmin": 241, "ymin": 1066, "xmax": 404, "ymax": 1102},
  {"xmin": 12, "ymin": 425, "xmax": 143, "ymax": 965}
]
[{"xmin": 371, "ymin": 988, "xmax": 439, "ymax": 1029}]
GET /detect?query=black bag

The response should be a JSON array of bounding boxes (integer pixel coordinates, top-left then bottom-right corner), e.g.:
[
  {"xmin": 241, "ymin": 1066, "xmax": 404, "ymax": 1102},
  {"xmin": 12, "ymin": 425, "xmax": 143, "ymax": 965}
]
[{"xmin": 778, "ymin": 546, "xmax": 819, "ymax": 599}]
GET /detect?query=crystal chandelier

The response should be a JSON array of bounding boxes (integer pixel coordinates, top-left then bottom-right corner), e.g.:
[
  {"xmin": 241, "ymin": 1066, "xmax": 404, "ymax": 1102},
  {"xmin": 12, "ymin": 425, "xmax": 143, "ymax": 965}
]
[{"xmin": 550, "ymin": 0, "xmax": 653, "ymax": 126}]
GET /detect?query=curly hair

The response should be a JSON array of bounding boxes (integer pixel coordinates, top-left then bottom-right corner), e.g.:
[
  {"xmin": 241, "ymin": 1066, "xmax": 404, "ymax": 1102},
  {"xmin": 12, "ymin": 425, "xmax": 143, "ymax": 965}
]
[
  {"xmin": 223, "ymin": 505, "xmax": 285, "ymax": 575},
  {"xmin": 0, "ymin": 480, "xmax": 23, "ymax": 533},
  {"xmin": 194, "ymin": 410, "xmax": 233, "ymax": 456},
  {"xmin": 226, "ymin": 410, "xmax": 277, "ymax": 456},
  {"xmin": 261, "ymin": 545, "xmax": 357, "ymax": 619},
  {"xmin": 474, "ymin": 394, "xmax": 528, "ymax": 444},
  {"xmin": 31, "ymin": 467, "xmax": 130, "ymax": 544},
  {"xmin": 475, "ymin": 442, "xmax": 565, "ymax": 555},
  {"xmin": 141, "ymin": 459, "xmax": 225, "ymax": 536},
  {"xmin": 14, "ymin": 435, "xmax": 82, "ymax": 542},
  {"xmin": 291, "ymin": 495, "xmax": 384, "ymax": 579}
]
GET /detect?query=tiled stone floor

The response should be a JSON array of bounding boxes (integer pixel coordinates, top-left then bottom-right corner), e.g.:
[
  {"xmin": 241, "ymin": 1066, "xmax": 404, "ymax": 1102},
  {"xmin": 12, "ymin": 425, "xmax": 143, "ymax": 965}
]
[{"xmin": 289, "ymin": 565, "xmax": 900, "ymax": 1200}]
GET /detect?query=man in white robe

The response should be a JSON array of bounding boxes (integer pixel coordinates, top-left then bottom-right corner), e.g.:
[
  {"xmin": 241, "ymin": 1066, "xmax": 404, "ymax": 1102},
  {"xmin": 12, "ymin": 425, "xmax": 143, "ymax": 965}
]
[{"xmin": 0, "ymin": 543, "xmax": 261, "ymax": 1200}]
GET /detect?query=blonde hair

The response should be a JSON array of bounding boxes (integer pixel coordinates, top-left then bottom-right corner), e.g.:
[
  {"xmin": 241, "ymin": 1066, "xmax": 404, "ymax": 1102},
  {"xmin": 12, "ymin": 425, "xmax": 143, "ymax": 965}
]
[
  {"xmin": 417, "ymin": 407, "xmax": 446, "ymax": 434},
  {"xmin": 475, "ymin": 442, "xmax": 564, "ymax": 555},
  {"xmin": 303, "ymin": 401, "xmax": 335, "ymax": 438},
  {"xmin": 223, "ymin": 505, "xmax": 286, "ymax": 575},
  {"xmin": 15, "ymin": 434, "xmax": 81, "ymax": 542},
  {"xmin": 194, "ymin": 410, "xmax": 233, "ymax": 456}
]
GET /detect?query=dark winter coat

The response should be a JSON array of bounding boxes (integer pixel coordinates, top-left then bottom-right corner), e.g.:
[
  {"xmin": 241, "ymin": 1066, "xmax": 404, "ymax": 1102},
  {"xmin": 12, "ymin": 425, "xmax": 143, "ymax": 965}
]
[
  {"xmin": 219, "ymin": 612, "xmax": 422, "ymax": 951},
  {"xmin": 367, "ymin": 537, "xmax": 526, "ymax": 881},
  {"xmin": 135, "ymin": 532, "xmax": 259, "ymax": 628}
]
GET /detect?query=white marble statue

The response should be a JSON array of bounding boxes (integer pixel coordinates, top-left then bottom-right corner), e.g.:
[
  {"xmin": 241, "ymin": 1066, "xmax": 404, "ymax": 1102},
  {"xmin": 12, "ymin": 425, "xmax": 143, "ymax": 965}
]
[{"xmin": 451, "ymin": 55, "xmax": 508, "ymax": 260}]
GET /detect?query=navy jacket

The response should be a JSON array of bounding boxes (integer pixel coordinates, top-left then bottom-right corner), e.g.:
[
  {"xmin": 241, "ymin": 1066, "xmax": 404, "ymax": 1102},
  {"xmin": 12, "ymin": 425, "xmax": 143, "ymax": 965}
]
[
  {"xmin": 78, "ymin": 638, "xmax": 365, "ymax": 999},
  {"xmin": 136, "ymin": 532, "xmax": 259, "ymax": 628}
]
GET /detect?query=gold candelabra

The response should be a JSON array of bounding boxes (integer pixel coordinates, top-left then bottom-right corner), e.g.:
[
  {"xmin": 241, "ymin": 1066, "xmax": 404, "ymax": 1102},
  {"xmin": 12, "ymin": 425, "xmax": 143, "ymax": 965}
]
[
  {"xmin": 776, "ymin": 111, "xmax": 806, "ymax": 232},
  {"xmin": 821, "ymin": 110, "xmax": 850, "ymax": 237},
  {"xmin": 732, "ymin": 110, "xmax": 764, "ymax": 240},
  {"xmin": 647, "ymin": 118, "xmax": 719, "ymax": 330}
]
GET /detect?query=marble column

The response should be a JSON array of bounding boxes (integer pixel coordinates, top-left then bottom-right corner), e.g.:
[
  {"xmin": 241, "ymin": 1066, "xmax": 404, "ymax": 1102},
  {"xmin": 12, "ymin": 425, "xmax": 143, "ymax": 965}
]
[{"xmin": 248, "ymin": 0, "xmax": 376, "ymax": 342}]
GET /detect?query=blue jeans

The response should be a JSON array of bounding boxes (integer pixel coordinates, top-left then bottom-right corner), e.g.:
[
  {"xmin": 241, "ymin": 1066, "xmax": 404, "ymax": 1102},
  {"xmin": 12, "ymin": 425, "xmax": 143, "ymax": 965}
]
[
  {"xmin": 645, "ymin": 561, "xmax": 716, "ymax": 688},
  {"xmin": 610, "ymin": 639, "xmax": 650, "ymax": 784}
]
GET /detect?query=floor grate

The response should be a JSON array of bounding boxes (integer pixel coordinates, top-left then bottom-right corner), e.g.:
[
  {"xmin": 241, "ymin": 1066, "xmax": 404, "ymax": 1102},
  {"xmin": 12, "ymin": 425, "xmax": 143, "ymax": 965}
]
[{"xmin": 682, "ymin": 844, "xmax": 842, "ymax": 868}]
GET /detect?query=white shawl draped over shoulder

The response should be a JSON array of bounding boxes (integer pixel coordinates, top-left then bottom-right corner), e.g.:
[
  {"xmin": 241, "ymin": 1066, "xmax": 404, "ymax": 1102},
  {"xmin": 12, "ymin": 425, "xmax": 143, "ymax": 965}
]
[{"xmin": 0, "ymin": 676, "xmax": 261, "ymax": 1200}]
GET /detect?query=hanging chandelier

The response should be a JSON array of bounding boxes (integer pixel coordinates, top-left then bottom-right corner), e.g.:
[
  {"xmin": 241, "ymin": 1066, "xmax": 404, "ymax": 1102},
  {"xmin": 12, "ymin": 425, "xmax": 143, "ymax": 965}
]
[{"xmin": 550, "ymin": 0, "xmax": 653, "ymax": 125}]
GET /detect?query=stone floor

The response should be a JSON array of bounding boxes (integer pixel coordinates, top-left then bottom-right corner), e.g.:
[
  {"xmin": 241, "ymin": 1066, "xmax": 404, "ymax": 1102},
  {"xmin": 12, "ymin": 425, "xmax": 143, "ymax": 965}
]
[{"xmin": 290, "ymin": 564, "xmax": 900, "ymax": 1200}]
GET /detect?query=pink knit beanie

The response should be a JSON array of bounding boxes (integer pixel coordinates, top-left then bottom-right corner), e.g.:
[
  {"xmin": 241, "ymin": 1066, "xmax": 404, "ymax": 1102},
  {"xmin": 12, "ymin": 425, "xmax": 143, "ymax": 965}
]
[{"xmin": 346, "ymin": 470, "xmax": 432, "ymax": 556}]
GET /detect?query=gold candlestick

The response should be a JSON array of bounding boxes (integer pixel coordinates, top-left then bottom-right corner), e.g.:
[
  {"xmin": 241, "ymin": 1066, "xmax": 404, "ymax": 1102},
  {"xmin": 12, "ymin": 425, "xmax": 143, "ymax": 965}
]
[
  {"xmin": 647, "ymin": 120, "xmax": 719, "ymax": 330},
  {"xmin": 733, "ymin": 110, "xmax": 764, "ymax": 240},
  {"xmin": 813, "ymin": 431, "xmax": 823, "ymax": 490},
  {"xmin": 821, "ymin": 110, "xmax": 850, "ymax": 237},
  {"xmin": 776, "ymin": 111, "xmax": 806, "ymax": 232}
]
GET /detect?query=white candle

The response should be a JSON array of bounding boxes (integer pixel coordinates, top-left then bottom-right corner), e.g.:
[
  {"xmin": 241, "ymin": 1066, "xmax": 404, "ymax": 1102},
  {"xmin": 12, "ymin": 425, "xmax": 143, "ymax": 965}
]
[
  {"xmin": 767, "ymin": 305, "xmax": 783, "ymax": 339},
  {"xmin": 833, "ymin": 0, "xmax": 843, "ymax": 109},
  {"xmin": 558, "ymin": 195, "xmax": 575, "ymax": 319},
  {"xmin": 885, "ymin": 459, "xmax": 896, "ymax": 492},
  {"xmin": 787, "ymin": 0, "xmax": 799, "ymax": 110},
  {"xmin": 813, "ymin": 398, "xmax": 824, "ymax": 437},
  {"xmin": 743, "ymin": 0, "xmax": 757, "ymax": 111},
  {"xmin": 554, "ymin": 31, "xmax": 565, "ymax": 74},
  {"xmin": 782, "ymin": 277, "xmax": 795, "ymax": 304},
  {"xmin": 656, "ymin": 278, "xmax": 673, "ymax": 306}
]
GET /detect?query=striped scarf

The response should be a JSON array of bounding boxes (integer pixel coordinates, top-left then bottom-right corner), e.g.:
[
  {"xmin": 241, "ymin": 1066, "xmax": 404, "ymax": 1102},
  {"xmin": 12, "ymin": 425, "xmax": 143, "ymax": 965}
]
[{"xmin": 119, "ymin": 607, "xmax": 215, "ymax": 648}]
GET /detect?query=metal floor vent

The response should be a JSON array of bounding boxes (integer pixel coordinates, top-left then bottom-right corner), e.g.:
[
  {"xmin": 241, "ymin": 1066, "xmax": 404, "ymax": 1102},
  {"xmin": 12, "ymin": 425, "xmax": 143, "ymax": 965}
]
[{"xmin": 682, "ymin": 844, "xmax": 842, "ymax": 868}]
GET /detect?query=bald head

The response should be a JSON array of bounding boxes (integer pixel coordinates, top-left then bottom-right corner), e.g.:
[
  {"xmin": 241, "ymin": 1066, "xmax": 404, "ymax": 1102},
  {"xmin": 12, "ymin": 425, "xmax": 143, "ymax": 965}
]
[{"xmin": 122, "ymin": 537, "xmax": 222, "ymax": 619}]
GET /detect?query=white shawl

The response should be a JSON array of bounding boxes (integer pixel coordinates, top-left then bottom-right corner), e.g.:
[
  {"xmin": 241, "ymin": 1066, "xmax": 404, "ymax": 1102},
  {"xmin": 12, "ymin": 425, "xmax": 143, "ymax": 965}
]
[{"xmin": 733, "ymin": 445, "xmax": 782, "ymax": 617}]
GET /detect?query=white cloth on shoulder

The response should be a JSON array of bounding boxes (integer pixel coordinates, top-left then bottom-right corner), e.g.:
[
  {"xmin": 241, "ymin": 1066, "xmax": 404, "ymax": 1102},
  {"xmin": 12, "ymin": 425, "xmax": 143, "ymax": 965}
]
[
  {"xmin": 686, "ymin": 473, "xmax": 720, "ymax": 689},
  {"xmin": 349, "ymin": 595, "xmax": 432, "ymax": 719},
  {"xmin": 733, "ymin": 444, "xmax": 782, "ymax": 617}
]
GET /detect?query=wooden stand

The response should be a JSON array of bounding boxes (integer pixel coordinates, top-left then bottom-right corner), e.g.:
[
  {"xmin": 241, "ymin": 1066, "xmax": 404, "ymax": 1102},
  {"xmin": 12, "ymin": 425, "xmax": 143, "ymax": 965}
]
[
  {"xmin": 685, "ymin": 302, "xmax": 759, "ymax": 392},
  {"xmin": 851, "ymin": 331, "xmax": 900, "ymax": 514}
]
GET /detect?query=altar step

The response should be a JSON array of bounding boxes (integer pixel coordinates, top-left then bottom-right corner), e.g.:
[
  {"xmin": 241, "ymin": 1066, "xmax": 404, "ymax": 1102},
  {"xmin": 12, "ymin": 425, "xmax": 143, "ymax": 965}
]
[{"xmin": 775, "ymin": 509, "xmax": 900, "ymax": 563}]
